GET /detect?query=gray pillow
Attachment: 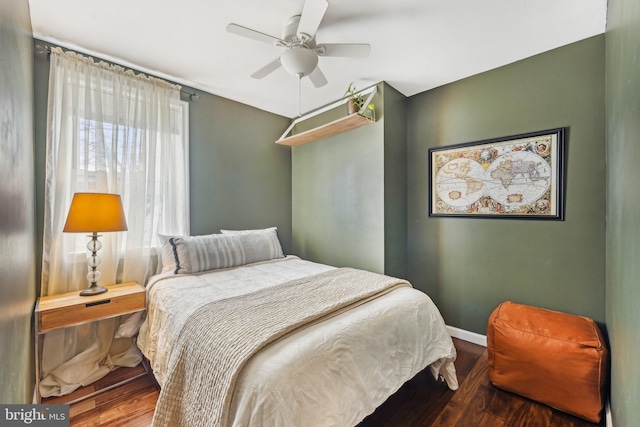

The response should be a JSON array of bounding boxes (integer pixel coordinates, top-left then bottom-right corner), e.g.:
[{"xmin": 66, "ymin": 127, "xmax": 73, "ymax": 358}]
[{"xmin": 159, "ymin": 230, "xmax": 284, "ymax": 274}]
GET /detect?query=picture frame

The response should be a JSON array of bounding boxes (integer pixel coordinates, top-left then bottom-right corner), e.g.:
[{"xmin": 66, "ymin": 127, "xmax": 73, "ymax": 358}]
[{"xmin": 428, "ymin": 128, "xmax": 565, "ymax": 220}]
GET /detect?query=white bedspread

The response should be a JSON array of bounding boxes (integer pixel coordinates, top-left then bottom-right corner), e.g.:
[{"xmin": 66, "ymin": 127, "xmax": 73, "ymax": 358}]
[{"xmin": 137, "ymin": 256, "xmax": 458, "ymax": 427}]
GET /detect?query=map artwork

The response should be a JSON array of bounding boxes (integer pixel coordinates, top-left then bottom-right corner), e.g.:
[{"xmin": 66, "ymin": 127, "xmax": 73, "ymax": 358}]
[{"xmin": 431, "ymin": 130, "xmax": 562, "ymax": 218}]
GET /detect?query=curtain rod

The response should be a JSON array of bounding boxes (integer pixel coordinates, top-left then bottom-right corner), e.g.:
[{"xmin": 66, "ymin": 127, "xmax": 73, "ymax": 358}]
[{"xmin": 34, "ymin": 43, "xmax": 200, "ymax": 101}]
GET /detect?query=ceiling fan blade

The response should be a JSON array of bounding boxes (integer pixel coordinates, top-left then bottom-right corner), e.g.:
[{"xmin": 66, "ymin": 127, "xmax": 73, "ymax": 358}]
[
  {"xmin": 251, "ymin": 58, "xmax": 282, "ymax": 79},
  {"xmin": 297, "ymin": 0, "xmax": 328, "ymax": 41},
  {"xmin": 317, "ymin": 43, "xmax": 371, "ymax": 58},
  {"xmin": 227, "ymin": 23, "xmax": 283, "ymax": 46},
  {"xmin": 308, "ymin": 66, "xmax": 328, "ymax": 88}
]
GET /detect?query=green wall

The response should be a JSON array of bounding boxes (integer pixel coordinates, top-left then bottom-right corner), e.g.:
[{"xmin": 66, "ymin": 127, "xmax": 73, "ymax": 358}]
[
  {"xmin": 291, "ymin": 83, "xmax": 407, "ymax": 276},
  {"xmin": 407, "ymin": 36, "xmax": 606, "ymax": 334},
  {"xmin": 382, "ymin": 84, "xmax": 408, "ymax": 279},
  {"xmin": 33, "ymin": 42, "xmax": 293, "ymax": 279},
  {"xmin": 0, "ymin": 0, "xmax": 37, "ymax": 403},
  {"xmin": 291, "ymin": 106, "xmax": 386, "ymax": 273},
  {"xmin": 605, "ymin": 0, "xmax": 640, "ymax": 424},
  {"xmin": 187, "ymin": 90, "xmax": 292, "ymax": 249}
]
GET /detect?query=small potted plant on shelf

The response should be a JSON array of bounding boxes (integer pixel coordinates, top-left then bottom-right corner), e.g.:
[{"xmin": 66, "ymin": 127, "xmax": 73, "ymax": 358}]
[{"xmin": 344, "ymin": 83, "xmax": 375, "ymax": 122}]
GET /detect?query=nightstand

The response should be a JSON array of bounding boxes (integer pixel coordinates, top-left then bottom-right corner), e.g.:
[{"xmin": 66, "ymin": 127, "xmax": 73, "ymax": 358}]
[{"xmin": 34, "ymin": 282, "xmax": 146, "ymax": 404}]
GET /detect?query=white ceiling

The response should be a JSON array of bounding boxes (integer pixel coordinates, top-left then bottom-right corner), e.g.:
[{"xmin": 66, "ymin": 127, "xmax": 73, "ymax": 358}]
[{"xmin": 28, "ymin": 0, "xmax": 607, "ymax": 118}]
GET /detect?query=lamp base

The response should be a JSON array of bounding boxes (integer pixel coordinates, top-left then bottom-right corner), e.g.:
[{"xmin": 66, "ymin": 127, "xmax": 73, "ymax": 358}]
[{"xmin": 80, "ymin": 284, "xmax": 108, "ymax": 296}]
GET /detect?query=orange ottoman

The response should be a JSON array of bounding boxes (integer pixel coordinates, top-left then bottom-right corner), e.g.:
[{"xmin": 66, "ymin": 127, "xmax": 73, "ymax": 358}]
[{"xmin": 487, "ymin": 301, "xmax": 608, "ymax": 423}]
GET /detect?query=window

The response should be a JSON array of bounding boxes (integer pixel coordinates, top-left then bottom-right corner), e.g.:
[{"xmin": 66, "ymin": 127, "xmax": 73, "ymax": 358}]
[{"xmin": 72, "ymin": 101, "xmax": 189, "ymax": 252}]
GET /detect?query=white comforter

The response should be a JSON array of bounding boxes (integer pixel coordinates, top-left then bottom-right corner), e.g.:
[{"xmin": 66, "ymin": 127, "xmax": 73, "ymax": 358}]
[{"xmin": 137, "ymin": 256, "xmax": 458, "ymax": 427}]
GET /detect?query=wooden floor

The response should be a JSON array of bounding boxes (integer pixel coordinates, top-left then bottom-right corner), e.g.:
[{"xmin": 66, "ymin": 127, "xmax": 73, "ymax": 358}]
[{"xmin": 64, "ymin": 338, "xmax": 604, "ymax": 426}]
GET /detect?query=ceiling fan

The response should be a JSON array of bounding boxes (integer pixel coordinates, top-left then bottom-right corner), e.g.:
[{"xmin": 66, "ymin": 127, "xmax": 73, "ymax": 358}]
[{"xmin": 226, "ymin": 0, "xmax": 371, "ymax": 88}]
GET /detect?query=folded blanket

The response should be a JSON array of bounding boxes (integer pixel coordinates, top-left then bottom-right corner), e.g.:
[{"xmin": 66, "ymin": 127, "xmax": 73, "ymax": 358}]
[{"xmin": 152, "ymin": 267, "xmax": 410, "ymax": 427}]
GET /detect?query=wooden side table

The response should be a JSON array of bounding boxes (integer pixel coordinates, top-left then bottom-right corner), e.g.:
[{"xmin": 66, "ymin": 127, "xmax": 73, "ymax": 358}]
[{"xmin": 34, "ymin": 282, "xmax": 146, "ymax": 404}]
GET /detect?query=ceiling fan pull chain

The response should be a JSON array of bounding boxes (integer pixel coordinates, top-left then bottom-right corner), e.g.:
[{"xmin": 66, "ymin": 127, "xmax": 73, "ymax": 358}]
[{"xmin": 298, "ymin": 74, "xmax": 302, "ymax": 117}]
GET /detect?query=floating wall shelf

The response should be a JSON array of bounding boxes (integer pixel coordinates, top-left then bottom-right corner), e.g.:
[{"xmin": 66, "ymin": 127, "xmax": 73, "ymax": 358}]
[
  {"xmin": 276, "ymin": 85, "xmax": 377, "ymax": 147},
  {"xmin": 277, "ymin": 113, "xmax": 372, "ymax": 146}
]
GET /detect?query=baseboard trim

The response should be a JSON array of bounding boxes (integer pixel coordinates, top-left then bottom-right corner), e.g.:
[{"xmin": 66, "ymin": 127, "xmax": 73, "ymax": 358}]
[{"xmin": 446, "ymin": 325, "xmax": 487, "ymax": 347}]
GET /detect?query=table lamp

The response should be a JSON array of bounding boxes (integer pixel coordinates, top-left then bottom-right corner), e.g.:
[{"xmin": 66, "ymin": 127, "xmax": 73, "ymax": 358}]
[{"xmin": 63, "ymin": 193, "xmax": 128, "ymax": 296}]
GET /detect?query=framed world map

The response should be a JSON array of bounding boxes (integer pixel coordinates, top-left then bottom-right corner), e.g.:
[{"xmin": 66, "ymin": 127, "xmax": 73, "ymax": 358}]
[{"xmin": 428, "ymin": 128, "xmax": 565, "ymax": 219}]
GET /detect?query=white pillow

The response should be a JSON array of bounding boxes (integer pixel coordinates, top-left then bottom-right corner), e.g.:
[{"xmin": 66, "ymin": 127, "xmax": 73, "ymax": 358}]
[
  {"xmin": 159, "ymin": 230, "xmax": 284, "ymax": 274},
  {"xmin": 220, "ymin": 227, "xmax": 285, "ymax": 256},
  {"xmin": 220, "ymin": 226, "xmax": 278, "ymax": 236}
]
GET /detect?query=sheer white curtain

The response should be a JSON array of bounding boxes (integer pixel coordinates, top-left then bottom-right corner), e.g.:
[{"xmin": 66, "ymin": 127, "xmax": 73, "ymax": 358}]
[{"xmin": 40, "ymin": 47, "xmax": 189, "ymax": 397}]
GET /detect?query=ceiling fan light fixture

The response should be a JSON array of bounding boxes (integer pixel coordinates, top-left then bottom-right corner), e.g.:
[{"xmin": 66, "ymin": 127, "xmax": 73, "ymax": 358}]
[
  {"xmin": 227, "ymin": 0, "xmax": 369, "ymax": 87},
  {"xmin": 280, "ymin": 47, "xmax": 318, "ymax": 77}
]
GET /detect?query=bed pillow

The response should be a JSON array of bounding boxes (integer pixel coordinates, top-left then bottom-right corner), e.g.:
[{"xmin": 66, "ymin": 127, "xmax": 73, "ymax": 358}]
[
  {"xmin": 159, "ymin": 231, "xmax": 284, "ymax": 274},
  {"xmin": 220, "ymin": 226, "xmax": 285, "ymax": 256},
  {"xmin": 220, "ymin": 226, "xmax": 277, "ymax": 236}
]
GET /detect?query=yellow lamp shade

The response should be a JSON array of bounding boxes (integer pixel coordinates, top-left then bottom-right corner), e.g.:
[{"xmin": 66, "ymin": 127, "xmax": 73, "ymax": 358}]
[{"xmin": 63, "ymin": 193, "xmax": 128, "ymax": 233}]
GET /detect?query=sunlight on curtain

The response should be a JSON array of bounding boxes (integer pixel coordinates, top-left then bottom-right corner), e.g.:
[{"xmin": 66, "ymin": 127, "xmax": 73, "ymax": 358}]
[{"xmin": 40, "ymin": 47, "xmax": 189, "ymax": 397}]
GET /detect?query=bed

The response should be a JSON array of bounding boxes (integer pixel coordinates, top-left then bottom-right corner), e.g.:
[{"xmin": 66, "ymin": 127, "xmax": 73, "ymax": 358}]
[{"xmin": 137, "ymin": 228, "xmax": 458, "ymax": 427}]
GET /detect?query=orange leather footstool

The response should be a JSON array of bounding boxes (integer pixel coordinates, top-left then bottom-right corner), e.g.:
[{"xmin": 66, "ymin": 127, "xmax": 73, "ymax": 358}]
[{"xmin": 487, "ymin": 301, "xmax": 608, "ymax": 423}]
